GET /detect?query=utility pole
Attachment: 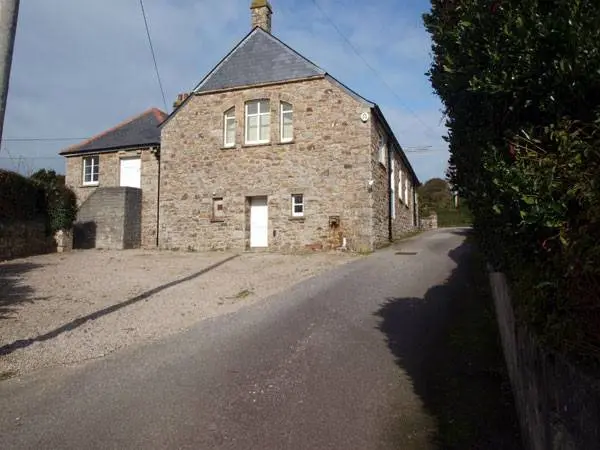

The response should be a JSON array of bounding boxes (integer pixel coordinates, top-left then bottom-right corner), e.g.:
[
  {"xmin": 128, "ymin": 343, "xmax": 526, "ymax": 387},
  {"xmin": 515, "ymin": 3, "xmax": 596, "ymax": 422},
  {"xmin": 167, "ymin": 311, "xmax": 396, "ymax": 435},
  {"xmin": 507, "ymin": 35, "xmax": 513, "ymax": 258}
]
[{"xmin": 0, "ymin": 0, "xmax": 19, "ymax": 147}]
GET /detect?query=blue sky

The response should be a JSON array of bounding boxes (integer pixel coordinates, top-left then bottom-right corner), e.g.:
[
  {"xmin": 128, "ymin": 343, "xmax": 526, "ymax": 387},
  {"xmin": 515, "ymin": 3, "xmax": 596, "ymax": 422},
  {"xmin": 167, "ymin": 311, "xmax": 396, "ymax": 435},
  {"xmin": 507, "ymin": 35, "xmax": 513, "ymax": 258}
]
[{"xmin": 1, "ymin": 0, "xmax": 448, "ymax": 182}]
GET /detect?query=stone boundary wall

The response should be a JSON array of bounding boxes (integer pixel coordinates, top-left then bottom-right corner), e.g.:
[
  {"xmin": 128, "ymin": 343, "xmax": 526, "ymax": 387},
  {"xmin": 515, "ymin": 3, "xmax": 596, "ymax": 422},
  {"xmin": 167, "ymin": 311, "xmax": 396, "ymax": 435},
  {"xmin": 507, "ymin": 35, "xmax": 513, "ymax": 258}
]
[
  {"xmin": 0, "ymin": 220, "xmax": 55, "ymax": 261},
  {"xmin": 489, "ymin": 271, "xmax": 600, "ymax": 450},
  {"xmin": 420, "ymin": 212, "xmax": 438, "ymax": 230}
]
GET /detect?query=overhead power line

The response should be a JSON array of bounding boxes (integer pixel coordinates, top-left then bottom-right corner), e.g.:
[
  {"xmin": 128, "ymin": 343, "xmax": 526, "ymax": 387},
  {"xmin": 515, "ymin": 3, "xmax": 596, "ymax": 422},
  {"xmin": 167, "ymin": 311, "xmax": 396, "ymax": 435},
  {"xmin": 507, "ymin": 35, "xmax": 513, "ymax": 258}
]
[
  {"xmin": 3, "ymin": 137, "xmax": 87, "ymax": 142},
  {"xmin": 309, "ymin": 0, "xmax": 438, "ymax": 136},
  {"xmin": 139, "ymin": 0, "xmax": 168, "ymax": 112}
]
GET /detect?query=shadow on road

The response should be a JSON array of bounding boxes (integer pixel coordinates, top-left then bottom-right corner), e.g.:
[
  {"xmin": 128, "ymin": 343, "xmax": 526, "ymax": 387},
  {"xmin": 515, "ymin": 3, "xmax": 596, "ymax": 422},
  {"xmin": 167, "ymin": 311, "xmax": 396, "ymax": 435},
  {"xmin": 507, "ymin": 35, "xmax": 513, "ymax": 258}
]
[
  {"xmin": 0, "ymin": 262, "xmax": 48, "ymax": 320},
  {"xmin": 0, "ymin": 254, "xmax": 239, "ymax": 357},
  {"xmin": 376, "ymin": 235, "xmax": 522, "ymax": 449}
]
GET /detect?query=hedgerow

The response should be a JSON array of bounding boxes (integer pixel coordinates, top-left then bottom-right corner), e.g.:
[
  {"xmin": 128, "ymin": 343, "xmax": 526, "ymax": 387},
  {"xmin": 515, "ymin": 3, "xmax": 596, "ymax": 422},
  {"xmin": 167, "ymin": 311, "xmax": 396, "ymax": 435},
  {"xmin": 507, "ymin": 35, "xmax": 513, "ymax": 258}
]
[
  {"xmin": 424, "ymin": 0, "xmax": 600, "ymax": 361},
  {"xmin": 1, "ymin": 169, "xmax": 77, "ymax": 234}
]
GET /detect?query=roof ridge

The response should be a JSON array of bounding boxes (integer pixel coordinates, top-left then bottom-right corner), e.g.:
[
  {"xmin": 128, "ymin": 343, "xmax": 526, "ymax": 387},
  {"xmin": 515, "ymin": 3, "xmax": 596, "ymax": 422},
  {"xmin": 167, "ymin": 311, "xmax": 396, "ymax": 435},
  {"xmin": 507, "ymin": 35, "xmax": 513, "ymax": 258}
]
[{"xmin": 62, "ymin": 108, "xmax": 162, "ymax": 154}]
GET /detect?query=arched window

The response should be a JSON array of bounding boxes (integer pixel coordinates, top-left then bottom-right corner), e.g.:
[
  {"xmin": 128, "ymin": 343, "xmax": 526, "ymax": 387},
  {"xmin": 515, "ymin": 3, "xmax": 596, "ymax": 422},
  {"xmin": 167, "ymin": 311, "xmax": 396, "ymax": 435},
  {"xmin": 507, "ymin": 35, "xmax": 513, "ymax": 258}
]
[
  {"xmin": 280, "ymin": 102, "xmax": 293, "ymax": 142},
  {"xmin": 245, "ymin": 100, "xmax": 270, "ymax": 144},
  {"xmin": 224, "ymin": 107, "xmax": 236, "ymax": 147}
]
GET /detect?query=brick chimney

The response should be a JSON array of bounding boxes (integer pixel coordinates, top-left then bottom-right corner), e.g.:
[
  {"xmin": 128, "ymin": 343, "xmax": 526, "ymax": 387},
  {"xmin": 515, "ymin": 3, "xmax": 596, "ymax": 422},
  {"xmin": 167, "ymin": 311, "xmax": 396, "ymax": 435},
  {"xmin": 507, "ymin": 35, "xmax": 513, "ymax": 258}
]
[{"xmin": 251, "ymin": 0, "xmax": 272, "ymax": 33}]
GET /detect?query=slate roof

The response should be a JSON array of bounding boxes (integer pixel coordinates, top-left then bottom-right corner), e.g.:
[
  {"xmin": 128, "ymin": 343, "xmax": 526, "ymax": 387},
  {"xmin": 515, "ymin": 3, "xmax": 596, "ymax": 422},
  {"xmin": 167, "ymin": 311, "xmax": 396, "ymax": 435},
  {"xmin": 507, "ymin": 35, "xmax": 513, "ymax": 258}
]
[
  {"xmin": 194, "ymin": 27, "xmax": 326, "ymax": 93},
  {"xmin": 60, "ymin": 108, "xmax": 167, "ymax": 155}
]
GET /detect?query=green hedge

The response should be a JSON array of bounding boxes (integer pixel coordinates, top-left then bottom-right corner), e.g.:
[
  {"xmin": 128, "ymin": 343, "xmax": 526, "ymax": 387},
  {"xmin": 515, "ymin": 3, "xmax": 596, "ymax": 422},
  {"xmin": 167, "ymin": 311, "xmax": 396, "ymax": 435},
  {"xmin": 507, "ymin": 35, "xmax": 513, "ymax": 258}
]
[
  {"xmin": 0, "ymin": 169, "xmax": 77, "ymax": 233},
  {"xmin": 424, "ymin": 0, "xmax": 600, "ymax": 363},
  {"xmin": 0, "ymin": 169, "xmax": 46, "ymax": 221}
]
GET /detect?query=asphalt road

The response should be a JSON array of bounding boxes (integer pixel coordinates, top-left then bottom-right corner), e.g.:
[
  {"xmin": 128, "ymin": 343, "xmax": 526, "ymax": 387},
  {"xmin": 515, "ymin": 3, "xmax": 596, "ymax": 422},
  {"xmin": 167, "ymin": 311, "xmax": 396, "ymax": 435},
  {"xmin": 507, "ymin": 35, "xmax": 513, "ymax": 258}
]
[{"xmin": 1, "ymin": 228, "xmax": 479, "ymax": 449}]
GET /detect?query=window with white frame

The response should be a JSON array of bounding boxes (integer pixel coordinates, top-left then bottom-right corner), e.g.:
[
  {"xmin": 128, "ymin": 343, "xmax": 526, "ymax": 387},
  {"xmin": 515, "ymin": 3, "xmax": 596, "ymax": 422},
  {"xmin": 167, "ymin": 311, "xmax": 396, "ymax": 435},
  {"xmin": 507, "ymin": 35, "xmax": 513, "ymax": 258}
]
[
  {"xmin": 404, "ymin": 176, "xmax": 409, "ymax": 205},
  {"xmin": 378, "ymin": 133, "xmax": 387, "ymax": 167},
  {"xmin": 83, "ymin": 155, "xmax": 99, "ymax": 185},
  {"xmin": 398, "ymin": 169, "xmax": 403, "ymax": 204},
  {"xmin": 391, "ymin": 161, "xmax": 396, "ymax": 219},
  {"xmin": 291, "ymin": 194, "xmax": 304, "ymax": 217},
  {"xmin": 245, "ymin": 100, "xmax": 270, "ymax": 144},
  {"xmin": 280, "ymin": 102, "xmax": 293, "ymax": 142},
  {"xmin": 224, "ymin": 107, "xmax": 236, "ymax": 147}
]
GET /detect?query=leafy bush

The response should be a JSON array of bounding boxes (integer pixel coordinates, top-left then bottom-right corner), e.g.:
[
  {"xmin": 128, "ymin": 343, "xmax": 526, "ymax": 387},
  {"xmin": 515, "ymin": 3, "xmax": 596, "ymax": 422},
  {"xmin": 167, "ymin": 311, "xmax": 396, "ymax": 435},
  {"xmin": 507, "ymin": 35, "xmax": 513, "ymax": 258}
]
[
  {"xmin": 424, "ymin": 0, "xmax": 600, "ymax": 361},
  {"xmin": 0, "ymin": 169, "xmax": 77, "ymax": 233},
  {"xmin": 30, "ymin": 169, "xmax": 78, "ymax": 233}
]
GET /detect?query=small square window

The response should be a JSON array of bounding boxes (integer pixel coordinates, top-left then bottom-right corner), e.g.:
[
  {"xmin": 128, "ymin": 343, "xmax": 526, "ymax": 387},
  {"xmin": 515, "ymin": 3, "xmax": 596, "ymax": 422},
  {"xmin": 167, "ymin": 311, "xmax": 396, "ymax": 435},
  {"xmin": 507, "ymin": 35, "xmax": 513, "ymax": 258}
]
[
  {"xmin": 212, "ymin": 197, "xmax": 224, "ymax": 221},
  {"xmin": 291, "ymin": 194, "xmax": 304, "ymax": 217}
]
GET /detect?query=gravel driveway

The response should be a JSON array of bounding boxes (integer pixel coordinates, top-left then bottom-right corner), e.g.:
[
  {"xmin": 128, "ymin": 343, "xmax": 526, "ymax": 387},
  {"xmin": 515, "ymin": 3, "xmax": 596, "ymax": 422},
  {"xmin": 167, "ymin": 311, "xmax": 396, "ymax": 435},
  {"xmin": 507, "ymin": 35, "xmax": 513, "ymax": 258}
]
[{"xmin": 0, "ymin": 249, "xmax": 357, "ymax": 378}]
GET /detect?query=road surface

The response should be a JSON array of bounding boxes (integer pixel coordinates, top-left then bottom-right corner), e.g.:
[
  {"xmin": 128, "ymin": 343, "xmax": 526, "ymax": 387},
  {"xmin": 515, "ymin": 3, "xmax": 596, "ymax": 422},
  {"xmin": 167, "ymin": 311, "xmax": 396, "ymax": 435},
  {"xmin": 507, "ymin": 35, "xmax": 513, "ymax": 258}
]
[{"xmin": 0, "ymin": 228, "xmax": 514, "ymax": 449}]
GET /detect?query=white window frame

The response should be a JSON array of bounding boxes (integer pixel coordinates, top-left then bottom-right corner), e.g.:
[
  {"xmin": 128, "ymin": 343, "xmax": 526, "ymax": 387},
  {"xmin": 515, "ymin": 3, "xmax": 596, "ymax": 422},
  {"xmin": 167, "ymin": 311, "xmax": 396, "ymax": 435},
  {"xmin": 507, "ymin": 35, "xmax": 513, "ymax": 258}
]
[
  {"xmin": 398, "ymin": 169, "xmax": 403, "ymax": 204},
  {"xmin": 391, "ymin": 161, "xmax": 396, "ymax": 219},
  {"xmin": 378, "ymin": 133, "xmax": 387, "ymax": 168},
  {"xmin": 223, "ymin": 107, "xmax": 236, "ymax": 147},
  {"xmin": 404, "ymin": 176, "xmax": 409, "ymax": 205},
  {"xmin": 280, "ymin": 102, "xmax": 293, "ymax": 142},
  {"xmin": 291, "ymin": 194, "xmax": 304, "ymax": 217},
  {"xmin": 245, "ymin": 100, "xmax": 270, "ymax": 144},
  {"xmin": 82, "ymin": 155, "xmax": 99, "ymax": 186}
]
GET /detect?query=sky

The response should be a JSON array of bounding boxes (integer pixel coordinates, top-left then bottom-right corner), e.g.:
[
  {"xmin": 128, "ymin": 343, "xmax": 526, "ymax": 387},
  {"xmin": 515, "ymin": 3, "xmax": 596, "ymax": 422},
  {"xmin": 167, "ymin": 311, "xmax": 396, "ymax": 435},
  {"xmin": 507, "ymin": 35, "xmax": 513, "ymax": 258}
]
[{"xmin": 1, "ymin": 0, "xmax": 449, "ymax": 182}]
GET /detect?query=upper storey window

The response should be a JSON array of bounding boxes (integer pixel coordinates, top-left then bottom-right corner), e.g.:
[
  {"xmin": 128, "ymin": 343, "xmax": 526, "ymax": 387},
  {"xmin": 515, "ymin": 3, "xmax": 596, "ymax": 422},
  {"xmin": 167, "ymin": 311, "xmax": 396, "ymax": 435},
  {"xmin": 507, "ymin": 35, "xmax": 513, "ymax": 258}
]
[
  {"xmin": 245, "ymin": 100, "xmax": 270, "ymax": 144},
  {"xmin": 280, "ymin": 102, "xmax": 293, "ymax": 142},
  {"xmin": 224, "ymin": 107, "xmax": 236, "ymax": 147}
]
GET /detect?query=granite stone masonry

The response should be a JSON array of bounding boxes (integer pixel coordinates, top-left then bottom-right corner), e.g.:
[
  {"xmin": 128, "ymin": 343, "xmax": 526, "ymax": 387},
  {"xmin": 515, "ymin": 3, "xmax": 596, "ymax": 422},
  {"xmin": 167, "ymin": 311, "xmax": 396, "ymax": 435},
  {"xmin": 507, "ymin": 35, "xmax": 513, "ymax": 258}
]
[
  {"xmin": 65, "ymin": 148, "xmax": 159, "ymax": 248},
  {"xmin": 0, "ymin": 220, "xmax": 55, "ymax": 261},
  {"xmin": 159, "ymin": 76, "xmax": 418, "ymax": 252}
]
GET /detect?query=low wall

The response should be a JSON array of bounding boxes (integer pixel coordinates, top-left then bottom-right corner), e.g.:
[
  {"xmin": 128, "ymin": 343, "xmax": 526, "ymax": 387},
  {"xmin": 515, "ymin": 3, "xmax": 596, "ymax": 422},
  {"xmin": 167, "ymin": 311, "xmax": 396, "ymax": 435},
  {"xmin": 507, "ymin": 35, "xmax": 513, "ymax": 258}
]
[
  {"xmin": 0, "ymin": 220, "xmax": 55, "ymax": 261},
  {"xmin": 74, "ymin": 187, "xmax": 142, "ymax": 250},
  {"xmin": 420, "ymin": 212, "xmax": 438, "ymax": 230},
  {"xmin": 489, "ymin": 271, "xmax": 600, "ymax": 450}
]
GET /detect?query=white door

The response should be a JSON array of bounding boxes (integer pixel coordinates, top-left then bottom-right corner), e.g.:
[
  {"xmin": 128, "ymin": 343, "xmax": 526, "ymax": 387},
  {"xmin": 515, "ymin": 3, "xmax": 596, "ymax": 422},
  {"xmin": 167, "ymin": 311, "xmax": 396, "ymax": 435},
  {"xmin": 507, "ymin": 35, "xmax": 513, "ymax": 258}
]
[
  {"xmin": 250, "ymin": 197, "xmax": 268, "ymax": 248},
  {"xmin": 120, "ymin": 157, "xmax": 141, "ymax": 188}
]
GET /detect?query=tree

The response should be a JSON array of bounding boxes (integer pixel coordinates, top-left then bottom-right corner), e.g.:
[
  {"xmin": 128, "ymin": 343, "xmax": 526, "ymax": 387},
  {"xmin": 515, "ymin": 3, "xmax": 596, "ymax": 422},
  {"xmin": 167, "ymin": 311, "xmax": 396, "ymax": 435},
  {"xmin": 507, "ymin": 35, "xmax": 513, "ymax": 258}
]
[{"xmin": 418, "ymin": 178, "xmax": 452, "ymax": 214}]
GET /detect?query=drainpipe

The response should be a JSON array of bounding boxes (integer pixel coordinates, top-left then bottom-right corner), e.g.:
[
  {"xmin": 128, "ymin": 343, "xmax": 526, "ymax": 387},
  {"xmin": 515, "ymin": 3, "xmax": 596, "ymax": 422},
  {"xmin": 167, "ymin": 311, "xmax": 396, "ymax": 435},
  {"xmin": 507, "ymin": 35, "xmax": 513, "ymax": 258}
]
[{"xmin": 153, "ymin": 146, "xmax": 161, "ymax": 248}]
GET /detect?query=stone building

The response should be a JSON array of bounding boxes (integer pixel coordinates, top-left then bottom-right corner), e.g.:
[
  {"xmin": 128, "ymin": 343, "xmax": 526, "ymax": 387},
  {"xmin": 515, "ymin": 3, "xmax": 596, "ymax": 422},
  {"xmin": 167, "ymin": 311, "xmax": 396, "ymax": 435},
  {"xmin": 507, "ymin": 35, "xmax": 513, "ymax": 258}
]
[
  {"xmin": 158, "ymin": 0, "xmax": 420, "ymax": 252},
  {"xmin": 62, "ymin": 0, "xmax": 420, "ymax": 253},
  {"xmin": 61, "ymin": 108, "xmax": 166, "ymax": 249}
]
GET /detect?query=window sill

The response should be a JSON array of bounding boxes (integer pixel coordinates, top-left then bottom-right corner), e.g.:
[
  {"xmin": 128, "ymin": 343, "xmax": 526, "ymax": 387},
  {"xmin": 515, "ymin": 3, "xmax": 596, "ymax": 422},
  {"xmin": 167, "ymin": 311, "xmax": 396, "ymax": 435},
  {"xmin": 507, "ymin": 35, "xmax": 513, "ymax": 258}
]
[
  {"xmin": 280, "ymin": 139, "xmax": 295, "ymax": 145},
  {"xmin": 289, "ymin": 216, "xmax": 305, "ymax": 221},
  {"xmin": 210, "ymin": 218, "xmax": 226, "ymax": 223},
  {"xmin": 242, "ymin": 142, "xmax": 271, "ymax": 148},
  {"xmin": 221, "ymin": 145, "xmax": 237, "ymax": 150},
  {"xmin": 81, "ymin": 183, "xmax": 99, "ymax": 188}
]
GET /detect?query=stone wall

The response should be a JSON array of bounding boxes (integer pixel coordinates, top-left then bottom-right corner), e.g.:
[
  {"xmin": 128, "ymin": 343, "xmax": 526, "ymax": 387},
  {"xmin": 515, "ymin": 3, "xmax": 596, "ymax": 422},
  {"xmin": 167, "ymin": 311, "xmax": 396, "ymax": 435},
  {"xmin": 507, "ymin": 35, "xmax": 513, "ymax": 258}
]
[
  {"xmin": 160, "ymin": 77, "xmax": 375, "ymax": 252},
  {"xmin": 490, "ymin": 271, "xmax": 600, "ymax": 450},
  {"xmin": 0, "ymin": 220, "xmax": 55, "ymax": 260},
  {"xmin": 420, "ymin": 212, "xmax": 438, "ymax": 230},
  {"xmin": 73, "ymin": 187, "xmax": 142, "ymax": 250},
  {"xmin": 64, "ymin": 147, "xmax": 159, "ymax": 248},
  {"xmin": 370, "ymin": 116, "xmax": 418, "ymax": 248}
]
